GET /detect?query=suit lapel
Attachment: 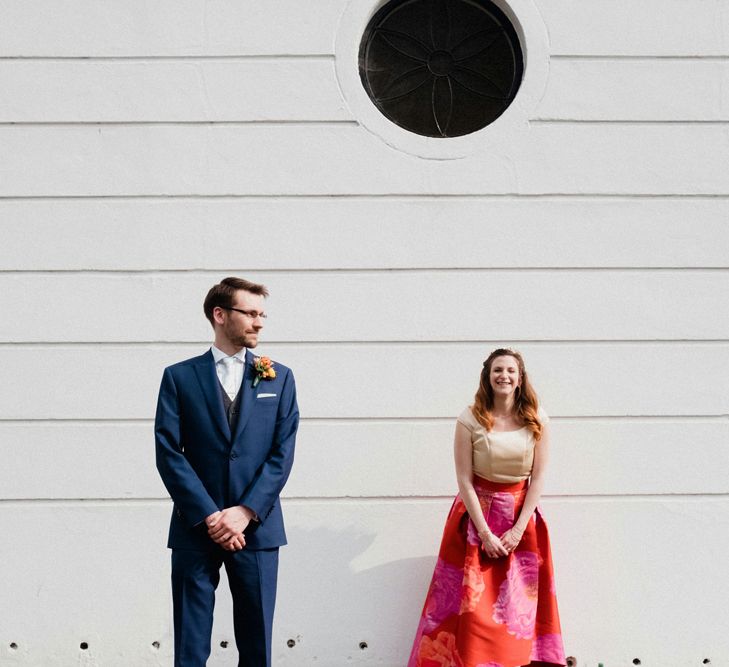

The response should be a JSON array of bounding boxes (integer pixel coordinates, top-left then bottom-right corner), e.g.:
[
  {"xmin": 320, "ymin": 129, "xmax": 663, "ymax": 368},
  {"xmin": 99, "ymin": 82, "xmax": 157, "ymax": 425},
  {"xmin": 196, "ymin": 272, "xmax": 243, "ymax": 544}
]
[
  {"xmin": 232, "ymin": 350, "xmax": 258, "ymax": 443},
  {"xmin": 193, "ymin": 349, "xmax": 231, "ymax": 441}
]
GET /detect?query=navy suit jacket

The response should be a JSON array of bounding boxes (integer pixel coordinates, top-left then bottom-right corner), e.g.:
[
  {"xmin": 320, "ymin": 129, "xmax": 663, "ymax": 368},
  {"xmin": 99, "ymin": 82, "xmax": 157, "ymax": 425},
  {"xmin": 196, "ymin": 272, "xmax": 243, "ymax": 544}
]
[{"xmin": 155, "ymin": 349, "xmax": 298, "ymax": 551}]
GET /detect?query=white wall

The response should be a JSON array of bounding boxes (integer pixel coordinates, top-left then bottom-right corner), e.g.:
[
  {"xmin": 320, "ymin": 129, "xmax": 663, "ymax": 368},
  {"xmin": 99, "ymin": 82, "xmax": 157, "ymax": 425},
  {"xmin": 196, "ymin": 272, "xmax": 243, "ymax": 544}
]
[{"xmin": 1, "ymin": 1, "xmax": 727, "ymax": 666}]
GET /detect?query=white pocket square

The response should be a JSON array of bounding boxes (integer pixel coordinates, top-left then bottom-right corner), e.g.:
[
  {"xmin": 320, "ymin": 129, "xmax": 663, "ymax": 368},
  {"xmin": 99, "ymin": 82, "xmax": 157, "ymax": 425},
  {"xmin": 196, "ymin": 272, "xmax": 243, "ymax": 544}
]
[{"xmin": 257, "ymin": 393, "xmax": 277, "ymax": 398}]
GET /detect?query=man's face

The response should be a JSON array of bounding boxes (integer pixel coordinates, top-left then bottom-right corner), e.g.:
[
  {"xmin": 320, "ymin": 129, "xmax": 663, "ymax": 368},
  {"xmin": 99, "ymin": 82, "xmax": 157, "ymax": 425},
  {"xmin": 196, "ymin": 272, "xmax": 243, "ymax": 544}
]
[{"xmin": 215, "ymin": 290, "xmax": 266, "ymax": 349}]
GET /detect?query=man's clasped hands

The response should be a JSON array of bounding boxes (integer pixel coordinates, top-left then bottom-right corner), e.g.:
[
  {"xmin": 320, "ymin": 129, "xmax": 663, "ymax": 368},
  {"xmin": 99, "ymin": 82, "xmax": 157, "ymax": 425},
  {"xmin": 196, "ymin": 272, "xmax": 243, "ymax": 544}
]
[{"xmin": 205, "ymin": 505, "xmax": 256, "ymax": 552}]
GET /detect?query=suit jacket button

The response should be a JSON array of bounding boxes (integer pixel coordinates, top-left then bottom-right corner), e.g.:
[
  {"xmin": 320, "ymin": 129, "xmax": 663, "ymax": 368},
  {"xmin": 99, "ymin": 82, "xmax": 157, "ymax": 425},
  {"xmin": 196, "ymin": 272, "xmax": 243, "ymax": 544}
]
[{"xmin": 230, "ymin": 452, "xmax": 237, "ymax": 460}]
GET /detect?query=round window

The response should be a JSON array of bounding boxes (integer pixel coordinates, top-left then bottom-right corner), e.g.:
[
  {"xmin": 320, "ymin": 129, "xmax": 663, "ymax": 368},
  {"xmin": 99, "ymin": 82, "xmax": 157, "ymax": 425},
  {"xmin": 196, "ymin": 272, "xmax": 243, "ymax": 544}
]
[{"xmin": 359, "ymin": 0, "xmax": 524, "ymax": 138}]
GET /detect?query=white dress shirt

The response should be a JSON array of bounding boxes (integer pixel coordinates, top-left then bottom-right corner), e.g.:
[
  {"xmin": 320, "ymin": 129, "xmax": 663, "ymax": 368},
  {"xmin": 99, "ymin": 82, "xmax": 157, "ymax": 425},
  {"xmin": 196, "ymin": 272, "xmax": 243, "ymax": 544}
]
[
  {"xmin": 211, "ymin": 345, "xmax": 246, "ymax": 400},
  {"xmin": 210, "ymin": 345, "xmax": 259, "ymax": 522}
]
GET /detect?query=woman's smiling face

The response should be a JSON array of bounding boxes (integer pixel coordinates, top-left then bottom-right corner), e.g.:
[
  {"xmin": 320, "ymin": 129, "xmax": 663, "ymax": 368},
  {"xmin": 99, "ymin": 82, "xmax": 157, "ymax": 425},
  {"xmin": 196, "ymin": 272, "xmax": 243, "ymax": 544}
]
[{"xmin": 489, "ymin": 355, "xmax": 520, "ymax": 397}]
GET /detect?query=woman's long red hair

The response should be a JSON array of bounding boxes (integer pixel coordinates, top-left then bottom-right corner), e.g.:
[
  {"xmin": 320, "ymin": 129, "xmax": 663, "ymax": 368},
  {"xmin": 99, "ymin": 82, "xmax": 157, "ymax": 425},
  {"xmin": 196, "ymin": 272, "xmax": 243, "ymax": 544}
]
[{"xmin": 471, "ymin": 348, "xmax": 543, "ymax": 441}]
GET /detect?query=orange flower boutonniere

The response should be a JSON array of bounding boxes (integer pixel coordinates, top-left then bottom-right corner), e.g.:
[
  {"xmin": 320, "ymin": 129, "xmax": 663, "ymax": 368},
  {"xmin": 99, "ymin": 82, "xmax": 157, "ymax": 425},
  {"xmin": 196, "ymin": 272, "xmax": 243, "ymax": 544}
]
[{"xmin": 252, "ymin": 356, "xmax": 276, "ymax": 387}]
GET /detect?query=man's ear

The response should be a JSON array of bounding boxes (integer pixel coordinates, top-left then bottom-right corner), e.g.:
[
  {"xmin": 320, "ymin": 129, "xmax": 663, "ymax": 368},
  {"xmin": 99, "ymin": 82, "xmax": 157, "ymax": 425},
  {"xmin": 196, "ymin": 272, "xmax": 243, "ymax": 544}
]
[{"xmin": 212, "ymin": 306, "xmax": 226, "ymax": 326}]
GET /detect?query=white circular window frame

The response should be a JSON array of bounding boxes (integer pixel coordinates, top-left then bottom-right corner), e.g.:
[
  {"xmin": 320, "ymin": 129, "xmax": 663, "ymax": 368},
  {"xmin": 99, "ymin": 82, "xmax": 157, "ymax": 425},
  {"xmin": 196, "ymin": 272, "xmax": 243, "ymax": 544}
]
[{"xmin": 335, "ymin": 0, "xmax": 550, "ymax": 160}]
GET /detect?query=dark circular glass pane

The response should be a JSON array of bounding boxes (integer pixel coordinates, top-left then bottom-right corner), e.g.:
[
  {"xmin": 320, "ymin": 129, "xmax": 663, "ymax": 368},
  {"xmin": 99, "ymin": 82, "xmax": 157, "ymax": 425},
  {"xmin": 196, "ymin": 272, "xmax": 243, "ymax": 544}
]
[{"xmin": 359, "ymin": 0, "xmax": 524, "ymax": 138}]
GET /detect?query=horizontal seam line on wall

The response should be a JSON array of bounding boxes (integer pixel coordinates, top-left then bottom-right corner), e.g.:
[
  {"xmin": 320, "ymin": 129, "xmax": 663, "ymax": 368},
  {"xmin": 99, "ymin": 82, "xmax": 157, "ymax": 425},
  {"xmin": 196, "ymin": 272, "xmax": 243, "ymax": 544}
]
[
  {"xmin": 284, "ymin": 493, "xmax": 729, "ymax": 502},
  {"xmin": 0, "ymin": 416, "xmax": 726, "ymax": 424},
  {"xmin": 0, "ymin": 268, "xmax": 727, "ymax": 275},
  {"xmin": 1, "ymin": 340, "xmax": 728, "ymax": 347},
  {"xmin": 1, "ymin": 494, "xmax": 727, "ymax": 504},
  {"xmin": 3, "ymin": 268, "xmax": 729, "ymax": 272},
  {"xmin": 0, "ymin": 120, "xmax": 358, "ymax": 127},
  {"xmin": 550, "ymin": 54, "xmax": 729, "ymax": 61},
  {"xmin": 1, "ymin": 417, "xmax": 727, "ymax": 427},
  {"xmin": 530, "ymin": 118, "xmax": 729, "ymax": 125},
  {"xmin": 2, "ymin": 119, "xmax": 729, "ymax": 127},
  {"xmin": 0, "ymin": 54, "xmax": 335, "ymax": 62},
  {"xmin": 4, "ymin": 54, "xmax": 729, "ymax": 62},
  {"xmin": 3, "ymin": 193, "xmax": 729, "ymax": 201}
]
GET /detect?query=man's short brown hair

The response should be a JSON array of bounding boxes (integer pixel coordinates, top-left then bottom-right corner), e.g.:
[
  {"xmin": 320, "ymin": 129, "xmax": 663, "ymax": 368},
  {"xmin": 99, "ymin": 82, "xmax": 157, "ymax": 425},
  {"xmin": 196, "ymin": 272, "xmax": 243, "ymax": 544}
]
[{"xmin": 203, "ymin": 277, "xmax": 269, "ymax": 325}]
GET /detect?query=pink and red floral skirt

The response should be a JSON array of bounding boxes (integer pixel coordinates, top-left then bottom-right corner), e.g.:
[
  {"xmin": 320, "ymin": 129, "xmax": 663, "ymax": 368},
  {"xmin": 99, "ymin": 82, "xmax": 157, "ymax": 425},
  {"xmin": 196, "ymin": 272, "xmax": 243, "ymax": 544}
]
[{"xmin": 407, "ymin": 477, "xmax": 566, "ymax": 667}]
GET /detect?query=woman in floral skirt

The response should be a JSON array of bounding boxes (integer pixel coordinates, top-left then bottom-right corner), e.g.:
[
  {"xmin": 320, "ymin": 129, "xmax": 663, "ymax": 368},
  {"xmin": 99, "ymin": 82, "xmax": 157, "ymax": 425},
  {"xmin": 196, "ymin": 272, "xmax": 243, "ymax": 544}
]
[{"xmin": 407, "ymin": 349, "xmax": 566, "ymax": 667}]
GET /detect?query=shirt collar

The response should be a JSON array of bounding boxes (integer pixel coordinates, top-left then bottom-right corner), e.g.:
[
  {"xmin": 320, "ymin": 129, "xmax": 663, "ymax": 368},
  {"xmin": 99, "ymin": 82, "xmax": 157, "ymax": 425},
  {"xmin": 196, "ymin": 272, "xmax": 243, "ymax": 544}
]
[{"xmin": 210, "ymin": 345, "xmax": 247, "ymax": 364}]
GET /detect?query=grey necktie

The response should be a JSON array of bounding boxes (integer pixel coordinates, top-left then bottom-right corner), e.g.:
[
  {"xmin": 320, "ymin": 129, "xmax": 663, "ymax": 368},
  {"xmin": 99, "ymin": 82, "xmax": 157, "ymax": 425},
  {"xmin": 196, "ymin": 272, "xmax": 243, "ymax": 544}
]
[{"xmin": 218, "ymin": 356, "xmax": 240, "ymax": 400}]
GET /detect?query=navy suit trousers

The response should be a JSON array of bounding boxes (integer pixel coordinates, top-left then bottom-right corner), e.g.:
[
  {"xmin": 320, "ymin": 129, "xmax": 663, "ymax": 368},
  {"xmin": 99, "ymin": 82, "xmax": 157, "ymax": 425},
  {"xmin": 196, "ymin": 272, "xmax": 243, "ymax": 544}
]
[{"xmin": 171, "ymin": 547, "xmax": 279, "ymax": 667}]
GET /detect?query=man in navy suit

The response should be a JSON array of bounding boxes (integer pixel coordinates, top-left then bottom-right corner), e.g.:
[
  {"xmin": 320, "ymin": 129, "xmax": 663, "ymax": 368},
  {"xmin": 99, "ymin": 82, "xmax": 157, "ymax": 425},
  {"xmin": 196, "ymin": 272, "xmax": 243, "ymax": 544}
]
[{"xmin": 155, "ymin": 277, "xmax": 299, "ymax": 667}]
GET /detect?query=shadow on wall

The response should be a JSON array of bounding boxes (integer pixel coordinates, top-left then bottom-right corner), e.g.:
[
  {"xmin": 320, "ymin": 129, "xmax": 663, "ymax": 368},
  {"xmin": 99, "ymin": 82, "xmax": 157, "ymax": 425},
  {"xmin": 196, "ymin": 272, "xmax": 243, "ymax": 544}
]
[{"xmin": 275, "ymin": 525, "xmax": 438, "ymax": 665}]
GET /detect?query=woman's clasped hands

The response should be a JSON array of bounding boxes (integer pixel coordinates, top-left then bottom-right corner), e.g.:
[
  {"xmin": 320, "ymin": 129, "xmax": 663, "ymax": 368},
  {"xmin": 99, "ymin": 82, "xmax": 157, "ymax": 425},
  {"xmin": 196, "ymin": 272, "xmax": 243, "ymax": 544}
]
[{"xmin": 478, "ymin": 526, "xmax": 523, "ymax": 558}]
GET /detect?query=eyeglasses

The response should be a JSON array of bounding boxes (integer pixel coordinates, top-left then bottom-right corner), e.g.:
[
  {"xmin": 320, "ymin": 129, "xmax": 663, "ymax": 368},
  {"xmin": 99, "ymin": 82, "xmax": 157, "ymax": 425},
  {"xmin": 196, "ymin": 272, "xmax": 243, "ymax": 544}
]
[{"xmin": 220, "ymin": 306, "xmax": 268, "ymax": 319}]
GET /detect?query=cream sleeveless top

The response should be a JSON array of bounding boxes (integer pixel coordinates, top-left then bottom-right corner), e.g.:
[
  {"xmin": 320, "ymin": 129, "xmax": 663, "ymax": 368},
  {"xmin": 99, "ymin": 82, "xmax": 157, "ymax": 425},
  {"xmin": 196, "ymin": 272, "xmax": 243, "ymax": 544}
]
[{"xmin": 456, "ymin": 406, "xmax": 549, "ymax": 483}]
